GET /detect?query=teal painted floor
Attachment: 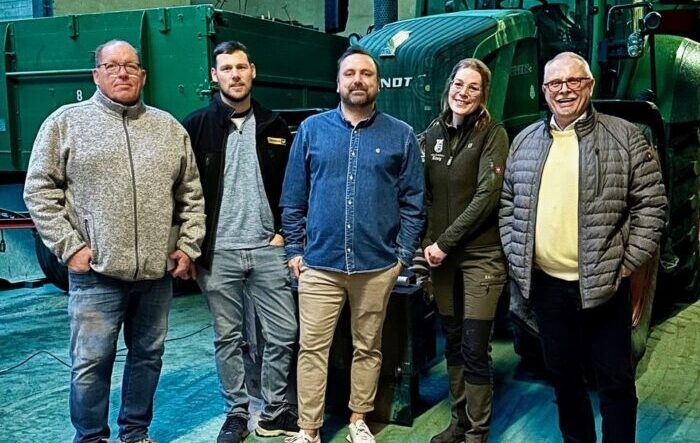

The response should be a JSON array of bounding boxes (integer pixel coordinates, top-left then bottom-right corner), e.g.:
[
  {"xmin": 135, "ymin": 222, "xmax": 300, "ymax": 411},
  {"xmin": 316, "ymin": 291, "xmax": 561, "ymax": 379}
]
[{"xmin": 0, "ymin": 284, "xmax": 698, "ymax": 442}]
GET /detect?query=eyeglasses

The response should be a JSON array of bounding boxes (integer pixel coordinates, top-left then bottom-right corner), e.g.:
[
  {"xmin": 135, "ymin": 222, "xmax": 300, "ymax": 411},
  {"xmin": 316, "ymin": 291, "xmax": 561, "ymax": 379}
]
[
  {"xmin": 97, "ymin": 62, "xmax": 142, "ymax": 76},
  {"xmin": 450, "ymin": 81, "xmax": 482, "ymax": 96},
  {"xmin": 543, "ymin": 77, "xmax": 592, "ymax": 92}
]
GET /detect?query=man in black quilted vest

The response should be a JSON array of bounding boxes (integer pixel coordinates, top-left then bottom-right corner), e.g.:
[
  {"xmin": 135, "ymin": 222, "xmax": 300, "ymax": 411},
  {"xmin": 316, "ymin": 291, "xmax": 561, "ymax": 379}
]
[{"xmin": 499, "ymin": 52, "xmax": 667, "ymax": 442}]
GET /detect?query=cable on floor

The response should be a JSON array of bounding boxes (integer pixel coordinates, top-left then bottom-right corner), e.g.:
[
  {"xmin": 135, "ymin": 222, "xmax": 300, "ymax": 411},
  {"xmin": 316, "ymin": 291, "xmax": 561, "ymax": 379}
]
[
  {"xmin": 0, "ymin": 324, "xmax": 212, "ymax": 375},
  {"xmin": 0, "ymin": 350, "xmax": 71, "ymax": 375},
  {"xmin": 116, "ymin": 324, "xmax": 212, "ymax": 354}
]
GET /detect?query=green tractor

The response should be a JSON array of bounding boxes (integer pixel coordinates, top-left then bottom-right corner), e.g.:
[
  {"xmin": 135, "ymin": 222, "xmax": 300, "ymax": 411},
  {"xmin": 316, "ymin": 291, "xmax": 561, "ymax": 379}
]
[{"xmin": 358, "ymin": 0, "xmax": 699, "ymax": 364}]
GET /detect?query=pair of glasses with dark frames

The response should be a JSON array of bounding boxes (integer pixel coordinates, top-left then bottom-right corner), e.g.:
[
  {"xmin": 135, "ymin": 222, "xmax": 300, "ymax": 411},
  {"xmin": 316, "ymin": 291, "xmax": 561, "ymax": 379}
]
[
  {"xmin": 542, "ymin": 77, "xmax": 592, "ymax": 92},
  {"xmin": 97, "ymin": 62, "xmax": 142, "ymax": 76}
]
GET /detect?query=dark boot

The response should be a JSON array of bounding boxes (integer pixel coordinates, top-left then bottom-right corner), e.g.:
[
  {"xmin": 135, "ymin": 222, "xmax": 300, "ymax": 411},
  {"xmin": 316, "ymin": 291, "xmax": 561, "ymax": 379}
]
[
  {"xmin": 464, "ymin": 382, "xmax": 492, "ymax": 443},
  {"xmin": 431, "ymin": 366, "xmax": 468, "ymax": 443}
]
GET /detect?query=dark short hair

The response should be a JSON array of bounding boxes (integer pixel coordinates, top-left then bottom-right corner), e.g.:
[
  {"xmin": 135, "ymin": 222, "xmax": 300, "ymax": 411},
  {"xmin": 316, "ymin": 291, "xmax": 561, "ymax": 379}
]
[
  {"xmin": 336, "ymin": 46, "xmax": 380, "ymax": 79},
  {"xmin": 94, "ymin": 40, "xmax": 139, "ymax": 67},
  {"xmin": 212, "ymin": 41, "xmax": 253, "ymax": 66}
]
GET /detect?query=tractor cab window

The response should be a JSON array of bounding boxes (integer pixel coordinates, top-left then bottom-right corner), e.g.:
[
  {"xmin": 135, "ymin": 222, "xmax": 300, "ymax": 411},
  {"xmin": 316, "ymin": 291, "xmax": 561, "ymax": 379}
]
[
  {"xmin": 601, "ymin": 0, "xmax": 655, "ymax": 60},
  {"xmin": 478, "ymin": 0, "xmax": 591, "ymax": 62}
]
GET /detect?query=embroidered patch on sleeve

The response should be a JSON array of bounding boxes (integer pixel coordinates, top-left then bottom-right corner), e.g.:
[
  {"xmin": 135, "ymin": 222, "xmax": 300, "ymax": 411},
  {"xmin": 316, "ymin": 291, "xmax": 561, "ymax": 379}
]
[{"xmin": 267, "ymin": 137, "xmax": 287, "ymax": 146}]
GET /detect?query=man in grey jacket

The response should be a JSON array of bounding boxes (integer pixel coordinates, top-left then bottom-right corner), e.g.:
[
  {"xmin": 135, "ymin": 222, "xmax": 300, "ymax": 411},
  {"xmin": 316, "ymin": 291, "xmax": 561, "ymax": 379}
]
[
  {"xmin": 24, "ymin": 40, "xmax": 206, "ymax": 443},
  {"xmin": 499, "ymin": 52, "xmax": 667, "ymax": 442}
]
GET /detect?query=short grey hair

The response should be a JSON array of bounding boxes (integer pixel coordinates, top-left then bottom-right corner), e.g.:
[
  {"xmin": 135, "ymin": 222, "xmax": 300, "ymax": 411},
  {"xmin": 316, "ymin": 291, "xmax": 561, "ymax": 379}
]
[
  {"xmin": 94, "ymin": 40, "xmax": 140, "ymax": 67},
  {"xmin": 543, "ymin": 52, "xmax": 593, "ymax": 81}
]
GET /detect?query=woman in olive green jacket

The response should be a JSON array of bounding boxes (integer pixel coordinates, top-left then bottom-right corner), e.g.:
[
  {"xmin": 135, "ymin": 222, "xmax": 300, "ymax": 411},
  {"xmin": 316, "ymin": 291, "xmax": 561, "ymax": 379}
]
[{"xmin": 422, "ymin": 58, "xmax": 508, "ymax": 443}]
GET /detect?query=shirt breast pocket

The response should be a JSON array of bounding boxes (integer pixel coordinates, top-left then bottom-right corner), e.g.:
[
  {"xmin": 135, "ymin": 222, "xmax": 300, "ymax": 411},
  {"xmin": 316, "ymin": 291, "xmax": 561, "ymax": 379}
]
[{"xmin": 366, "ymin": 144, "xmax": 403, "ymax": 176}]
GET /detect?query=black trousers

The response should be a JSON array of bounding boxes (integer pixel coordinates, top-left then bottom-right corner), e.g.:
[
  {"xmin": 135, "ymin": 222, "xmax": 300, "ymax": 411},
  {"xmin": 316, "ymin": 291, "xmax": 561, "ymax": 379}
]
[
  {"xmin": 531, "ymin": 271, "xmax": 638, "ymax": 443},
  {"xmin": 441, "ymin": 313, "xmax": 493, "ymax": 384},
  {"xmin": 436, "ymin": 248, "xmax": 505, "ymax": 384}
]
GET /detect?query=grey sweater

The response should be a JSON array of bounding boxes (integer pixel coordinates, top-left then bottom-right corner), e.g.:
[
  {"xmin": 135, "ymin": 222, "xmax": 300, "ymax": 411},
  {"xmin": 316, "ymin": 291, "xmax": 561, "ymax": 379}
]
[{"xmin": 24, "ymin": 90, "xmax": 206, "ymax": 281}]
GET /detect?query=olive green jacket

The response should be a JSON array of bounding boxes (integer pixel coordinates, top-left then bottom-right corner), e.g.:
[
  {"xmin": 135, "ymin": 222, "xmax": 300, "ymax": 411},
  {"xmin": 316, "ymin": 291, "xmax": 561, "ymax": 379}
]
[
  {"xmin": 421, "ymin": 111, "xmax": 509, "ymax": 314},
  {"xmin": 422, "ymin": 111, "xmax": 509, "ymax": 253}
]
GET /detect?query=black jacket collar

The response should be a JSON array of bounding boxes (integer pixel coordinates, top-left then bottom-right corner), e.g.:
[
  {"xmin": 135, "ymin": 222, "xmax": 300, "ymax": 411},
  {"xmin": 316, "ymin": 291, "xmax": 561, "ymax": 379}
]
[
  {"xmin": 211, "ymin": 93, "xmax": 278, "ymax": 136},
  {"xmin": 439, "ymin": 107, "xmax": 483, "ymax": 133}
]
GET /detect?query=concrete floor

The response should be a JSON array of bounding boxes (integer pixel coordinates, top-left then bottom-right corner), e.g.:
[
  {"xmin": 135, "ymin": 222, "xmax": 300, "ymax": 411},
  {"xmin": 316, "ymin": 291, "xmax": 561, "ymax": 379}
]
[{"xmin": 0, "ymin": 283, "xmax": 698, "ymax": 442}]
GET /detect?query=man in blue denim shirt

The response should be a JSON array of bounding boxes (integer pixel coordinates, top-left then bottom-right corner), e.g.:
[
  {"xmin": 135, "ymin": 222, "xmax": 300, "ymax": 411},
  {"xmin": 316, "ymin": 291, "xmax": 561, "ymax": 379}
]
[{"xmin": 281, "ymin": 47, "xmax": 424, "ymax": 443}]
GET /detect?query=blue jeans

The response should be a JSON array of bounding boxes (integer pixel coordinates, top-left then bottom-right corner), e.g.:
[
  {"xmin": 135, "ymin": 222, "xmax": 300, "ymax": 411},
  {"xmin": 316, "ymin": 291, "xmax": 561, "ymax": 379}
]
[
  {"xmin": 198, "ymin": 245, "xmax": 297, "ymax": 419},
  {"xmin": 68, "ymin": 270, "xmax": 173, "ymax": 443}
]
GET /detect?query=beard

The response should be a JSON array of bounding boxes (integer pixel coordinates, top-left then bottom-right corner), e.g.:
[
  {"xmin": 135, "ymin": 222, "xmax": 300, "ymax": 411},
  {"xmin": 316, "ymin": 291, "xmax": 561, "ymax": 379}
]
[
  {"xmin": 340, "ymin": 86, "xmax": 378, "ymax": 107},
  {"xmin": 220, "ymin": 86, "xmax": 251, "ymax": 106}
]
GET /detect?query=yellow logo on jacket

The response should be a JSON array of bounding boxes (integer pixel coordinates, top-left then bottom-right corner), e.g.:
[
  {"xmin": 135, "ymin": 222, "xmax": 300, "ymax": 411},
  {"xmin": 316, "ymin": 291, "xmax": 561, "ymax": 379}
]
[{"xmin": 267, "ymin": 137, "xmax": 286, "ymax": 146}]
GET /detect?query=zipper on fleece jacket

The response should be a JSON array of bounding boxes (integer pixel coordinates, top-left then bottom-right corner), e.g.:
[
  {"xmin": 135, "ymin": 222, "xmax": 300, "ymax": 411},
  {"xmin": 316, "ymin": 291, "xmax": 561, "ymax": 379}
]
[
  {"xmin": 123, "ymin": 111, "xmax": 141, "ymax": 280},
  {"xmin": 444, "ymin": 124, "xmax": 456, "ymax": 223}
]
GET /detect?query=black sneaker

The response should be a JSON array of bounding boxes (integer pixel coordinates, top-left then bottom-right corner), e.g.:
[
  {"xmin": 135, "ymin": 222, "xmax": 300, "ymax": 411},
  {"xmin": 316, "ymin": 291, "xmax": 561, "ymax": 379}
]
[
  {"xmin": 255, "ymin": 408, "xmax": 300, "ymax": 437},
  {"xmin": 218, "ymin": 415, "xmax": 250, "ymax": 443}
]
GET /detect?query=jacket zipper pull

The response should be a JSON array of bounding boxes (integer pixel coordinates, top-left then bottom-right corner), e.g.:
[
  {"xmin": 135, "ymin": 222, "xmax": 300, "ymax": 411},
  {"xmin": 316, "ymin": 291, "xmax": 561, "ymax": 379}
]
[{"xmin": 446, "ymin": 156, "xmax": 453, "ymax": 166}]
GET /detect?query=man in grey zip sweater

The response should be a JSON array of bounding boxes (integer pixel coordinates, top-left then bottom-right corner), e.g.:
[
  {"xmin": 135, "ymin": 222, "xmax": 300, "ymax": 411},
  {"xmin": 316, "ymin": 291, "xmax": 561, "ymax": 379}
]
[{"xmin": 23, "ymin": 40, "xmax": 205, "ymax": 443}]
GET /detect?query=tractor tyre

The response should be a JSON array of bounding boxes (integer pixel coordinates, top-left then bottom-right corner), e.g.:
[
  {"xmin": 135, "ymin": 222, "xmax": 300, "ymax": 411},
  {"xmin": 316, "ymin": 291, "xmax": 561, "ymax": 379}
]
[
  {"xmin": 630, "ymin": 253, "xmax": 659, "ymax": 368},
  {"xmin": 662, "ymin": 121, "xmax": 700, "ymax": 302},
  {"xmin": 34, "ymin": 232, "xmax": 68, "ymax": 291}
]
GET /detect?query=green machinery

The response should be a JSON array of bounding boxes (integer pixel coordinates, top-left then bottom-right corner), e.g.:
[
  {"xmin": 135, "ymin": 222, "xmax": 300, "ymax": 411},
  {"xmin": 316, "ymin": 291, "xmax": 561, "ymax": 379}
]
[
  {"xmin": 0, "ymin": 5, "xmax": 348, "ymax": 286},
  {"xmin": 0, "ymin": 0, "xmax": 697, "ymax": 394},
  {"xmin": 0, "ymin": 0, "xmax": 697, "ymax": 425},
  {"xmin": 359, "ymin": 0, "xmax": 699, "ymax": 363}
]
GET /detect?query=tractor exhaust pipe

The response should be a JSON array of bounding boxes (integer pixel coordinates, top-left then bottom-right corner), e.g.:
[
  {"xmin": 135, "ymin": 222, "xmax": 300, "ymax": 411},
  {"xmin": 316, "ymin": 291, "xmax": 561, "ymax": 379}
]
[{"xmin": 374, "ymin": 0, "xmax": 398, "ymax": 31}]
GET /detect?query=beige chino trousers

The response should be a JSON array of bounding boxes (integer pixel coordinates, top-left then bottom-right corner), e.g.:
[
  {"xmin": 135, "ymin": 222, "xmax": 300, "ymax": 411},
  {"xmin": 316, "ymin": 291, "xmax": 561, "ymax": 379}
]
[{"xmin": 296, "ymin": 261, "xmax": 403, "ymax": 429}]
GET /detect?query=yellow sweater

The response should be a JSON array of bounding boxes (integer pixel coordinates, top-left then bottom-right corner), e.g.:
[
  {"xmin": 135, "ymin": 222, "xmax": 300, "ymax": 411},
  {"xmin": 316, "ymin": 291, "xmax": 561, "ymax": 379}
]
[{"xmin": 535, "ymin": 129, "xmax": 579, "ymax": 280}]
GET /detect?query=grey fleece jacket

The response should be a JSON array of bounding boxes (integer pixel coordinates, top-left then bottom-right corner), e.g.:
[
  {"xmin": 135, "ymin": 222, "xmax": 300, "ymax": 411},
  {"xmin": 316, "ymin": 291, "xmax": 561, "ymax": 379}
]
[
  {"xmin": 24, "ymin": 90, "xmax": 206, "ymax": 281},
  {"xmin": 499, "ymin": 108, "xmax": 667, "ymax": 309}
]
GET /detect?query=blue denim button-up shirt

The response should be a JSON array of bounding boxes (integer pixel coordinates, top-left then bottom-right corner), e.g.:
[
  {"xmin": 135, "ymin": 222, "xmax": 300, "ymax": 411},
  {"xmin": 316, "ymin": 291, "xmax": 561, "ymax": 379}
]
[{"xmin": 281, "ymin": 106, "xmax": 425, "ymax": 273}]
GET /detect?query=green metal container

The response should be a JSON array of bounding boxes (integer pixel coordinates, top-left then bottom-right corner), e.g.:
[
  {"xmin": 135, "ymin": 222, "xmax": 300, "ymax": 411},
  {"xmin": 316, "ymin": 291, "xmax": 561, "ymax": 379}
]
[
  {"xmin": 0, "ymin": 5, "xmax": 348, "ymax": 173},
  {"xmin": 0, "ymin": 5, "xmax": 347, "ymax": 287}
]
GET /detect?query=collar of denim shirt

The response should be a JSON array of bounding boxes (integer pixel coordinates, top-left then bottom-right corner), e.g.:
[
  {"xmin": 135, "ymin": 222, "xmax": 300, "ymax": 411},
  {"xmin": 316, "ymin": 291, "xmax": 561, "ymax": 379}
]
[{"xmin": 334, "ymin": 104, "xmax": 380, "ymax": 129}]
